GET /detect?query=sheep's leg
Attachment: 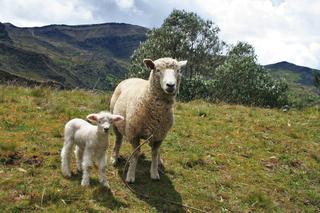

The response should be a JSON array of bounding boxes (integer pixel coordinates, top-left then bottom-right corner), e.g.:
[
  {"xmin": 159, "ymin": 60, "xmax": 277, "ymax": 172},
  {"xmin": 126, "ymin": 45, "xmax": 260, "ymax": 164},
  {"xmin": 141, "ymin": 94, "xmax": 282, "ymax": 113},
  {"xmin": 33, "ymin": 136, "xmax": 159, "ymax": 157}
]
[
  {"xmin": 150, "ymin": 142, "xmax": 161, "ymax": 180},
  {"xmin": 126, "ymin": 138, "xmax": 140, "ymax": 183},
  {"xmin": 157, "ymin": 149, "xmax": 164, "ymax": 168},
  {"xmin": 74, "ymin": 146, "xmax": 84, "ymax": 172},
  {"xmin": 61, "ymin": 137, "xmax": 74, "ymax": 178},
  {"xmin": 111, "ymin": 125, "xmax": 123, "ymax": 165},
  {"xmin": 98, "ymin": 153, "xmax": 109, "ymax": 188},
  {"xmin": 81, "ymin": 147, "xmax": 93, "ymax": 186}
]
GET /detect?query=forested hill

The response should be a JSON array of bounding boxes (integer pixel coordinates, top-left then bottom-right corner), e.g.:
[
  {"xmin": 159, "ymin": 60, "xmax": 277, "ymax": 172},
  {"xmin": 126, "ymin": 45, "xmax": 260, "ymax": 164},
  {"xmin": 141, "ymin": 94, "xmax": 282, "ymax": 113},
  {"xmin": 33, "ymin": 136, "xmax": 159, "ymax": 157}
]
[{"xmin": 0, "ymin": 22, "xmax": 147, "ymax": 89}]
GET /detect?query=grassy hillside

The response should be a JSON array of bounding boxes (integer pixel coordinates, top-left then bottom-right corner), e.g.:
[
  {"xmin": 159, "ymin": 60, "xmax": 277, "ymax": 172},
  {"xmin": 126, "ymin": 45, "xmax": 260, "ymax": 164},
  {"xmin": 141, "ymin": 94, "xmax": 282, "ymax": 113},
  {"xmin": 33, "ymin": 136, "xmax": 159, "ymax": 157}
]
[
  {"xmin": 0, "ymin": 85, "xmax": 319, "ymax": 212},
  {"xmin": 0, "ymin": 22, "xmax": 147, "ymax": 89},
  {"xmin": 266, "ymin": 61, "xmax": 320, "ymax": 107}
]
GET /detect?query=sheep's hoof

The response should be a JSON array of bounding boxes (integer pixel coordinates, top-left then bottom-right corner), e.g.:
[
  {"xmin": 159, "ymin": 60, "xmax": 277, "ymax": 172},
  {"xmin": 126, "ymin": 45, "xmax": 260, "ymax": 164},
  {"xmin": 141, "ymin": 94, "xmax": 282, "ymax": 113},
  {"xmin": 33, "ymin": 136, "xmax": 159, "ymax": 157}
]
[
  {"xmin": 125, "ymin": 175, "xmax": 135, "ymax": 183},
  {"xmin": 150, "ymin": 171, "xmax": 160, "ymax": 180},
  {"xmin": 100, "ymin": 180, "xmax": 110, "ymax": 188}
]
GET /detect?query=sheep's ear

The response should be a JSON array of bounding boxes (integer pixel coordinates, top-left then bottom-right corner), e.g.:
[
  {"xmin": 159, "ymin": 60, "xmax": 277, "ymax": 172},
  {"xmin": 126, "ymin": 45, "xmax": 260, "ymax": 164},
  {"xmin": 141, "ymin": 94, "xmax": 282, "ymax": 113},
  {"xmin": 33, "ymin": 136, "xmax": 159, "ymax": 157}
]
[
  {"xmin": 111, "ymin": 114, "xmax": 124, "ymax": 122},
  {"xmin": 178, "ymin": 60, "xmax": 187, "ymax": 67},
  {"xmin": 86, "ymin": 114, "xmax": 98, "ymax": 122},
  {"xmin": 143, "ymin": 59, "xmax": 155, "ymax": 70}
]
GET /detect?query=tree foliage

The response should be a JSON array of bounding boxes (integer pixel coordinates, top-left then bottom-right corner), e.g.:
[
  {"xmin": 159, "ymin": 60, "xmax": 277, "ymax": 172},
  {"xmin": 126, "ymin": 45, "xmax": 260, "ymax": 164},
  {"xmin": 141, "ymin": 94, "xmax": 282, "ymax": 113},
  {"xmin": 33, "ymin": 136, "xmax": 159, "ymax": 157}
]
[
  {"xmin": 213, "ymin": 42, "xmax": 288, "ymax": 107},
  {"xmin": 129, "ymin": 9, "xmax": 225, "ymax": 79},
  {"xmin": 129, "ymin": 10, "xmax": 288, "ymax": 107}
]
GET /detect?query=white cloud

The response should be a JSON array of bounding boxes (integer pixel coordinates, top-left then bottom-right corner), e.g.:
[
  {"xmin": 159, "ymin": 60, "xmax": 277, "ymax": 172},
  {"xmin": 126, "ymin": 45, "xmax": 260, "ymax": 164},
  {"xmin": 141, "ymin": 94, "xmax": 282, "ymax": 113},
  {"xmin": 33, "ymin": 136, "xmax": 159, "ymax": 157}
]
[
  {"xmin": 0, "ymin": 0, "xmax": 319, "ymax": 69},
  {"xmin": 193, "ymin": 0, "xmax": 320, "ymax": 68},
  {"xmin": 114, "ymin": 0, "xmax": 135, "ymax": 10},
  {"xmin": 0, "ymin": 0, "xmax": 94, "ymax": 26}
]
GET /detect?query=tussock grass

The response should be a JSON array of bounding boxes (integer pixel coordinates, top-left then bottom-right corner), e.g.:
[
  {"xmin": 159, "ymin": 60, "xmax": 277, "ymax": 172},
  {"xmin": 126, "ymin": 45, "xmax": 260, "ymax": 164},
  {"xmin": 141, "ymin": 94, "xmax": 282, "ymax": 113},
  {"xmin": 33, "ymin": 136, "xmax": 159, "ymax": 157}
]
[{"xmin": 0, "ymin": 85, "xmax": 319, "ymax": 212}]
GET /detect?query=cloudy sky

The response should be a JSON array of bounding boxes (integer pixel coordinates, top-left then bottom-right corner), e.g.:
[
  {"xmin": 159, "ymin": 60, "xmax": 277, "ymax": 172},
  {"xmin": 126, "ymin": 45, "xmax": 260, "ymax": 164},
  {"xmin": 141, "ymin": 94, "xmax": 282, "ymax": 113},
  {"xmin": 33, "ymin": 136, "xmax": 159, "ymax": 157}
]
[{"xmin": 0, "ymin": 0, "xmax": 319, "ymax": 69}]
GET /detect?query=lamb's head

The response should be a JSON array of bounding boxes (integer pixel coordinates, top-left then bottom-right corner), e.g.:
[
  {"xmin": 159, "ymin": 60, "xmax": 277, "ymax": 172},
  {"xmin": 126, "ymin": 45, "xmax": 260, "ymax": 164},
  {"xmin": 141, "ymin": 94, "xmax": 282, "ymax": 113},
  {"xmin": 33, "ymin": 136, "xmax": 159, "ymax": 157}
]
[
  {"xmin": 87, "ymin": 111, "xmax": 124, "ymax": 133},
  {"xmin": 144, "ymin": 57, "xmax": 187, "ymax": 95}
]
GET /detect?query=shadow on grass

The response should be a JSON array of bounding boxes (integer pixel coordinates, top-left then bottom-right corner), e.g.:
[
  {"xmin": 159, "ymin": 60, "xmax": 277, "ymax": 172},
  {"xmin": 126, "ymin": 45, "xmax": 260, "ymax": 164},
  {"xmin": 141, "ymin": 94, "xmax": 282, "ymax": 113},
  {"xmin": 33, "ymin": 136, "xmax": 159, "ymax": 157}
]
[
  {"xmin": 69, "ymin": 171, "xmax": 127, "ymax": 211},
  {"xmin": 92, "ymin": 186, "xmax": 127, "ymax": 210},
  {"xmin": 115, "ymin": 155, "xmax": 185, "ymax": 213}
]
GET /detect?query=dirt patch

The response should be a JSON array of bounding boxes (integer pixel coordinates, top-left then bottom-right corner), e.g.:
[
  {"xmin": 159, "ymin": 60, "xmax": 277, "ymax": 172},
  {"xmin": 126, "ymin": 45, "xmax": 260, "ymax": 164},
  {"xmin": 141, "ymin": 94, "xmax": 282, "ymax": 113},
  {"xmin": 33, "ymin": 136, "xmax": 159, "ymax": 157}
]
[
  {"xmin": 0, "ymin": 152, "xmax": 43, "ymax": 167},
  {"xmin": 0, "ymin": 152, "xmax": 23, "ymax": 165}
]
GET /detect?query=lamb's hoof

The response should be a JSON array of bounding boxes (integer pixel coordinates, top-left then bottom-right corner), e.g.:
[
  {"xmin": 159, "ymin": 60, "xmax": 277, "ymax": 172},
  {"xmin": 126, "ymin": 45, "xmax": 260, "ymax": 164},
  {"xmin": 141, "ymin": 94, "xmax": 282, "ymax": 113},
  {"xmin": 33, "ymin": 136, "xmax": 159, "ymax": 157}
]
[
  {"xmin": 125, "ymin": 175, "xmax": 135, "ymax": 183},
  {"xmin": 62, "ymin": 170, "xmax": 72, "ymax": 178},
  {"xmin": 81, "ymin": 180, "xmax": 90, "ymax": 186},
  {"xmin": 150, "ymin": 171, "xmax": 160, "ymax": 180}
]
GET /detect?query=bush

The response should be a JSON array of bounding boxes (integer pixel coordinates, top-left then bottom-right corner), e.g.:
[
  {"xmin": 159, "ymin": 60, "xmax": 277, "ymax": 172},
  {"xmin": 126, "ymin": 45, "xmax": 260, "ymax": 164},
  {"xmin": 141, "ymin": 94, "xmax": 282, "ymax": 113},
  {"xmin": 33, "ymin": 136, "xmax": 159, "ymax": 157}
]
[{"xmin": 212, "ymin": 42, "xmax": 288, "ymax": 107}]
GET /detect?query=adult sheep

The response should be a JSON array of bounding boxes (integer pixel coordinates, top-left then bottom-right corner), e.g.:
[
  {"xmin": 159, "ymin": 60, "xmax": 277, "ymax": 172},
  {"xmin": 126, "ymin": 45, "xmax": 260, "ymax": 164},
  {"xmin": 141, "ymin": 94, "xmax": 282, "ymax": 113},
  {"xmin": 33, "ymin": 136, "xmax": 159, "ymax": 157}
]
[{"xmin": 110, "ymin": 57, "xmax": 187, "ymax": 183}]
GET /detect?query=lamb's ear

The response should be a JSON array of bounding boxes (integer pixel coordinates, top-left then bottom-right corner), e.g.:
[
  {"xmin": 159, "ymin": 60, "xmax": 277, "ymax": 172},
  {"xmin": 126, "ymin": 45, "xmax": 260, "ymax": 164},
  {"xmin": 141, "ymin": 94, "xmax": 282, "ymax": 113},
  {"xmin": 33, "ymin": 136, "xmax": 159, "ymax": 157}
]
[
  {"xmin": 143, "ymin": 59, "xmax": 155, "ymax": 70},
  {"xmin": 178, "ymin": 60, "xmax": 187, "ymax": 67},
  {"xmin": 86, "ymin": 114, "xmax": 98, "ymax": 122},
  {"xmin": 111, "ymin": 114, "xmax": 124, "ymax": 122}
]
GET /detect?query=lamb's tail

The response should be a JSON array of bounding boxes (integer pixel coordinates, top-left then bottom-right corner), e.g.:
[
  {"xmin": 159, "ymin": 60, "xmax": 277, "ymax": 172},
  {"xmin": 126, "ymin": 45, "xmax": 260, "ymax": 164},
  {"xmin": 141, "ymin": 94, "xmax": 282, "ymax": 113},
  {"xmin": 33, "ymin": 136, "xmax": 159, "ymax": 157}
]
[{"xmin": 61, "ymin": 122, "xmax": 75, "ymax": 177}]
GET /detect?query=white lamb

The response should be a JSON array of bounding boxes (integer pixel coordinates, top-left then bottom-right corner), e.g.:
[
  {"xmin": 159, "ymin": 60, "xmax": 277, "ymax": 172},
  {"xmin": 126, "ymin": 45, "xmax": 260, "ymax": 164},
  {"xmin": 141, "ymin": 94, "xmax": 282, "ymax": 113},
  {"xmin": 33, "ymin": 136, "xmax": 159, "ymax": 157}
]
[{"xmin": 61, "ymin": 111, "xmax": 124, "ymax": 187}]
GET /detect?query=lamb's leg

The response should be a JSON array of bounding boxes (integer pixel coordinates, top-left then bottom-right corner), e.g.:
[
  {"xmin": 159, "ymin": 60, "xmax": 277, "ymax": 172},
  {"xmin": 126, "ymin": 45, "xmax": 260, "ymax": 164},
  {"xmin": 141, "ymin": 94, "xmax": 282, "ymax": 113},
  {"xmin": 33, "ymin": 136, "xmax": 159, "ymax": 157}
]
[
  {"xmin": 98, "ymin": 153, "xmax": 109, "ymax": 188},
  {"xmin": 126, "ymin": 138, "xmax": 140, "ymax": 183},
  {"xmin": 111, "ymin": 125, "xmax": 123, "ymax": 165},
  {"xmin": 150, "ymin": 142, "xmax": 161, "ymax": 180},
  {"xmin": 81, "ymin": 147, "xmax": 92, "ymax": 186},
  {"xmin": 74, "ymin": 146, "xmax": 84, "ymax": 172},
  {"xmin": 61, "ymin": 136, "xmax": 74, "ymax": 178}
]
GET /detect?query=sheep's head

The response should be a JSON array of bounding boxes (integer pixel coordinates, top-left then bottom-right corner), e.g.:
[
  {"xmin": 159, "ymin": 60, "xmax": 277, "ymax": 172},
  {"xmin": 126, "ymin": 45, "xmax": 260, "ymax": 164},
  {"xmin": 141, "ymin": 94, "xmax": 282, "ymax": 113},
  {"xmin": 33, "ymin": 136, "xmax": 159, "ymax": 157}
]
[
  {"xmin": 144, "ymin": 58, "xmax": 187, "ymax": 95},
  {"xmin": 87, "ymin": 111, "xmax": 124, "ymax": 133}
]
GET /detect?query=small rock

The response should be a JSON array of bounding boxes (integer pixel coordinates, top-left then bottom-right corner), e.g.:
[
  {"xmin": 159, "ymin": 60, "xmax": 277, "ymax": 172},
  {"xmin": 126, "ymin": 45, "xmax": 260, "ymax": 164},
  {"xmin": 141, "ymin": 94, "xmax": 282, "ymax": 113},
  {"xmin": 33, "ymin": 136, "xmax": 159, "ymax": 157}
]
[{"xmin": 17, "ymin": 168, "xmax": 27, "ymax": 173}]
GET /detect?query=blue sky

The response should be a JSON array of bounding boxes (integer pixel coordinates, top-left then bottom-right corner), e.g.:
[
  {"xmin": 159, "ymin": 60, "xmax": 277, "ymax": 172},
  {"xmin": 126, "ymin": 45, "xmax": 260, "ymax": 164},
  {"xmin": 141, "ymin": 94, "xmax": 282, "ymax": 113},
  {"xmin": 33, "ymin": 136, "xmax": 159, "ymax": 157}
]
[{"xmin": 0, "ymin": 0, "xmax": 319, "ymax": 69}]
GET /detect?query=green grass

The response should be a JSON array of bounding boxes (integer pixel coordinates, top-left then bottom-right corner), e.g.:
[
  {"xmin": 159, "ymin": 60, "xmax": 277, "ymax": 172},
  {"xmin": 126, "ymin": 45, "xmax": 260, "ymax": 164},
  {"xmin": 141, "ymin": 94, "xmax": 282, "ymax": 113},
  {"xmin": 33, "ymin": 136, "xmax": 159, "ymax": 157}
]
[{"xmin": 0, "ymin": 85, "xmax": 319, "ymax": 212}]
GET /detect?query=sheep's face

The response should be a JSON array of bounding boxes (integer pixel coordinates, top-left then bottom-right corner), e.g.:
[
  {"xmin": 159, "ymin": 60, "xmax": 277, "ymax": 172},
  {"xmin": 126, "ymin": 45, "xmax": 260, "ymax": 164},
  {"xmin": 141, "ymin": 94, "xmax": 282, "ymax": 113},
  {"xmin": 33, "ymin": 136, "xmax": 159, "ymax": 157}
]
[
  {"xmin": 144, "ymin": 58, "xmax": 187, "ymax": 95},
  {"xmin": 87, "ymin": 112, "xmax": 124, "ymax": 133}
]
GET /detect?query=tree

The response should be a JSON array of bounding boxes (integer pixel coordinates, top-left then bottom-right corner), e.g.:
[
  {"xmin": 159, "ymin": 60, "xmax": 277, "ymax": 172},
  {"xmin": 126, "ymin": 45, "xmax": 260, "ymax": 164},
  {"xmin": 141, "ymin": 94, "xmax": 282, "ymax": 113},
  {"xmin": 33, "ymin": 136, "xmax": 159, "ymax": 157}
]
[
  {"xmin": 129, "ymin": 9, "xmax": 225, "ymax": 79},
  {"xmin": 213, "ymin": 42, "xmax": 288, "ymax": 107}
]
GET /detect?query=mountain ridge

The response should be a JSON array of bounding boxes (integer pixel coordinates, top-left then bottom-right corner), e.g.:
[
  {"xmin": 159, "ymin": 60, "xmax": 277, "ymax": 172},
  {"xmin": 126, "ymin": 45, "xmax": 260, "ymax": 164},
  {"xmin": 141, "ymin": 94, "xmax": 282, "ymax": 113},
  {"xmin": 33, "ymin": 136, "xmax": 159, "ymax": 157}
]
[
  {"xmin": 265, "ymin": 61, "xmax": 319, "ymax": 86},
  {"xmin": 0, "ymin": 22, "xmax": 148, "ymax": 89}
]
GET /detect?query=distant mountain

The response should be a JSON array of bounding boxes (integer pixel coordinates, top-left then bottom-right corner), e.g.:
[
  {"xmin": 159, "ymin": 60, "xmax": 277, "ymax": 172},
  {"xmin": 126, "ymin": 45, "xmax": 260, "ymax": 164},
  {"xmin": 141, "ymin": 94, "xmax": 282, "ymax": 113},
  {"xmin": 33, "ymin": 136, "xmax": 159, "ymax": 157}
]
[
  {"xmin": 265, "ymin": 61, "xmax": 319, "ymax": 86},
  {"xmin": 0, "ymin": 22, "xmax": 147, "ymax": 89}
]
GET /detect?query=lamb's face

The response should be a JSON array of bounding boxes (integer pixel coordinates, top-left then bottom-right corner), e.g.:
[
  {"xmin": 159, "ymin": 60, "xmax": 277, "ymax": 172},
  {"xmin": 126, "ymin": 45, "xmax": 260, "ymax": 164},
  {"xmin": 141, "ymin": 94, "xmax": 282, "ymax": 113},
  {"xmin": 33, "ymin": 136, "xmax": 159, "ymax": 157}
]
[
  {"xmin": 87, "ymin": 112, "xmax": 124, "ymax": 133},
  {"xmin": 144, "ymin": 58, "xmax": 187, "ymax": 95}
]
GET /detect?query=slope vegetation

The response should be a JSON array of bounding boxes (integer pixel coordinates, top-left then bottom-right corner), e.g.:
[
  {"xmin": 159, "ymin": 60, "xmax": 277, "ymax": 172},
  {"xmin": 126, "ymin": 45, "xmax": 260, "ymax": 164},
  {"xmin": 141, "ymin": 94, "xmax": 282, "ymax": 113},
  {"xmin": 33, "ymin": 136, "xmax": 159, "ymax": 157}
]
[{"xmin": 0, "ymin": 85, "xmax": 319, "ymax": 212}]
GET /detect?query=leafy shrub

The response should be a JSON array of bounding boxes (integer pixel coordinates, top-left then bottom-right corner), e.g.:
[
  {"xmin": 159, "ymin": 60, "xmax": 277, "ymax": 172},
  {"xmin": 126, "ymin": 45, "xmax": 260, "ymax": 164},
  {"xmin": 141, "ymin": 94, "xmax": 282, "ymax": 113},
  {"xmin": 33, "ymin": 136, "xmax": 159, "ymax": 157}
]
[{"xmin": 212, "ymin": 42, "xmax": 288, "ymax": 107}]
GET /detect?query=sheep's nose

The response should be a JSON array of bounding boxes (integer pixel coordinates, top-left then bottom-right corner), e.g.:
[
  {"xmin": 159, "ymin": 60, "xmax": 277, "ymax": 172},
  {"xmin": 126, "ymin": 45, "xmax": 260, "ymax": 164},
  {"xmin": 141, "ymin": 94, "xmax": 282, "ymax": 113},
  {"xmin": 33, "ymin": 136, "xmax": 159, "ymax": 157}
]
[
  {"xmin": 104, "ymin": 128, "xmax": 109, "ymax": 132},
  {"xmin": 166, "ymin": 83, "xmax": 175, "ymax": 88}
]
